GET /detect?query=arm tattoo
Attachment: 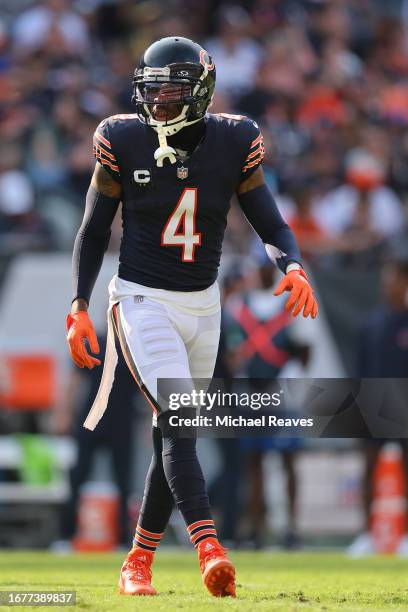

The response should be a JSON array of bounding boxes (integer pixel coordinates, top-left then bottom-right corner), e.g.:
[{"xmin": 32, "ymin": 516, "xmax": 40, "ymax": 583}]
[
  {"xmin": 91, "ymin": 163, "xmax": 122, "ymax": 198},
  {"xmin": 237, "ymin": 166, "xmax": 265, "ymax": 194}
]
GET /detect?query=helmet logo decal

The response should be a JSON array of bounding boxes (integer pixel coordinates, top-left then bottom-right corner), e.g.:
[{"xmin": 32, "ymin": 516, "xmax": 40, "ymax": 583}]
[{"xmin": 199, "ymin": 49, "xmax": 214, "ymax": 72}]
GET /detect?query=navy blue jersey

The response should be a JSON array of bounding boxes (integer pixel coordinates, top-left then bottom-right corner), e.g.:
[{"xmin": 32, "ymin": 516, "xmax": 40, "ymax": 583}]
[{"xmin": 93, "ymin": 113, "xmax": 264, "ymax": 291}]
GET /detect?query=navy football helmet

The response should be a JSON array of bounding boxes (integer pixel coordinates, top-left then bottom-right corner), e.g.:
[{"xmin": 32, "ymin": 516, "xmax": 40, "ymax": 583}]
[{"xmin": 132, "ymin": 36, "xmax": 216, "ymax": 138}]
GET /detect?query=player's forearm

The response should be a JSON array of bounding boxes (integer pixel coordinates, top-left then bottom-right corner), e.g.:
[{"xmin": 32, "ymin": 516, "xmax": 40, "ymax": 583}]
[
  {"xmin": 71, "ymin": 182, "xmax": 120, "ymax": 305},
  {"xmin": 264, "ymin": 223, "xmax": 302, "ymax": 273},
  {"xmin": 238, "ymin": 183, "xmax": 302, "ymax": 273},
  {"xmin": 72, "ymin": 222, "xmax": 110, "ymax": 306}
]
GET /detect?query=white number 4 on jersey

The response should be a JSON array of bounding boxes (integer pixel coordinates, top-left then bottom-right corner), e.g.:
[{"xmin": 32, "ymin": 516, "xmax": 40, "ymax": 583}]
[{"xmin": 161, "ymin": 188, "xmax": 202, "ymax": 262}]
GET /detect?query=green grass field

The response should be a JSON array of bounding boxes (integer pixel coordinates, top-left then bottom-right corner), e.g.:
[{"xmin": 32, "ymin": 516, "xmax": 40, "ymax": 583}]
[{"xmin": 0, "ymin": 551, "xmax": 407, "ymax": 611}]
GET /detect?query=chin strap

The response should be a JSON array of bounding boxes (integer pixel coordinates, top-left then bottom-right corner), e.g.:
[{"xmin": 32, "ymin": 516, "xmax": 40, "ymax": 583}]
[{"xmin": 154, "ymin": 126, "xmax": 176, "ymax": 167}]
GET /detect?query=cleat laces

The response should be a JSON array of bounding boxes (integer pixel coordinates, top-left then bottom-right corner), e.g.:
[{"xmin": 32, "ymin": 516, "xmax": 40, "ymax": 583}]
[
  {"xmin": 199, "ymin": 541, "xmax": 228, "ymax": 570},
  {"xmin": 125, "ymin": 553, "xmax": 152, "ymax": 583}
]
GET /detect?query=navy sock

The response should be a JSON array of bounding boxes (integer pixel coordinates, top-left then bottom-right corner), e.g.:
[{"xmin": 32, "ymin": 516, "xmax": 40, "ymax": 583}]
[
  {"xmin": 158, "ymin": 414, "xmax": 218, "ymax": 547},
  {"xmin": 134, "ymin": 426, "xmax": 174, "ymax": 550}
]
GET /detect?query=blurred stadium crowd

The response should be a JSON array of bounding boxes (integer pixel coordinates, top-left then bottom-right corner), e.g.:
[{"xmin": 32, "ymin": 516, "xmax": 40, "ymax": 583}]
[
  {"xmin": 1, "ymin": 0, "xmax": 408, "ymax": 552},
  {"xmin": 0, "ymin": 0, "xmax": 407, "ymax": 262}
]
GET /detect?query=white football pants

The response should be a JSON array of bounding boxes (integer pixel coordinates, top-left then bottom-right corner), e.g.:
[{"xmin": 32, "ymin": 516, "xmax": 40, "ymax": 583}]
[{"xmin": 112, "ymin": 291, "xmax": 221, "ymax": 417}]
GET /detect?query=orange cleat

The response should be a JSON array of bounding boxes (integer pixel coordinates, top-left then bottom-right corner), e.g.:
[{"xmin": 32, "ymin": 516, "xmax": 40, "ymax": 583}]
[
  {"xmin": 118, "ymin": 547, "xmax": 157, "ymax": 596},
  {"xmin": 197, "ymin": 538, "xmax": 236, "ymax": 597}
]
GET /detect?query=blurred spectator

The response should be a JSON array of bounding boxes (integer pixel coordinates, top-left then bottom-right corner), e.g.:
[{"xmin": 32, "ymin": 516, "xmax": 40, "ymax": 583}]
[
  {"xmin": 209, "ymin": 263, "xmax": 246, "ymax": 545},
  {"xmin": 206, "ymin": 5, "xmax": 263, "ymax": 99},
  {"xmin": 286, "ymin": 180, "xmax": 346, "ymax": 265},
  {"xmin": 223, "ymin": 249, "xmax": 310, "ymax": 548},
  {"xmin": 27, "ymin": 127, "xmax": 67, "ymax": 191},
  {"xmin": 12, "ymin": 0, "xmax": 90, "ymax": 58},
  {"xmin": 314, "ymin": 149, "xmax": 405, "ymax": 265},
  {"xmin": 257, "ymin": 27, "xmax": 317, "ymax": 100},
  {"xmin": 0, "ymin": 167, "xmax": 53, "ymax": 254},
  {"xmin": 348, "ymin": 241, "xmax": 408, "ymax": 557},
  {"xmin": 0, "ymin": 19, "xmax": 11, "ymax": 74}
]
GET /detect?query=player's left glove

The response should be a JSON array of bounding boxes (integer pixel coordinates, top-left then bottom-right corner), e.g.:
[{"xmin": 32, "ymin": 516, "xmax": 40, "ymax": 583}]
[
  {"xmin": 66, "ymin": 311, "xmax": 101, "ymax": 369},
  {"xmin": 274, "ymin": 269, "xmax": 318, "ymax": 319}
]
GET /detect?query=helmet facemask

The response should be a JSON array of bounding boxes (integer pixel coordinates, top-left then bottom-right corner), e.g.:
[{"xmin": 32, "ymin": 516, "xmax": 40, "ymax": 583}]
[{"xmin": 141, "ymin": 82, "xmax": 193, "ymax": 123}]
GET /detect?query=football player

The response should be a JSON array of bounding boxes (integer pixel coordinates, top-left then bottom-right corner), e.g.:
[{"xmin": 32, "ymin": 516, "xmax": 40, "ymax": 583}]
[{"xmin": 66, "ymin": 36, "xmax": 318, "ymax": 598}]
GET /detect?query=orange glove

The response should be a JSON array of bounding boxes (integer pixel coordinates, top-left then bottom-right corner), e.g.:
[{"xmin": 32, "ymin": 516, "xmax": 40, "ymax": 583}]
[
  {"xmin": 66, "ymin": 311, "xmax": 101, "ymax": 369},
  {"xmin": 274, "ymin": 268, "xmax": 318, "ymax": 319}
]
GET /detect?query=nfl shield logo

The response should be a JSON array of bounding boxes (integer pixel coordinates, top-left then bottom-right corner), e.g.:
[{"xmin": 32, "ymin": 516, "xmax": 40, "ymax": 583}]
[{"xmin": 177, "ymin": 165, "xmax": 188, "ymax": 180}]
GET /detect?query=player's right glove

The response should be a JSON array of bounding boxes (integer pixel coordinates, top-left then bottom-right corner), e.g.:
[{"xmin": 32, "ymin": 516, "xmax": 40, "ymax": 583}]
[
  {"xmin": 274, "ymin": 268, "xmax": 318, "ymax": 319},
  {"xmin": 66, "ymin": 311, "xmax": 101, "ymax": 369}
]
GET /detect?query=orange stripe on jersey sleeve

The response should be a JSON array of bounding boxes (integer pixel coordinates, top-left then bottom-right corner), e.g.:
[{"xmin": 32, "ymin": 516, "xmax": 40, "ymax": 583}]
[
  {"xmin": 94, "ymin": 131, "xmax": 111, "ymax": 149},
  {"xmin": 245, "ymin": 141, "xmax": 264, "ymax": 161},
  {"xmin": 93, "ymin": 141, "xmax": 117, "ymax": 161},
  {"xmin": 250, "ymin": 134, "xmax": 262, "ymax": 148},
  {"xmin": 242, "ymin": 130, "xmax": 265, "ymax": 173},
  {"xmin": 94, "ymin": 147, "xmax": 119, "ymax": 173},
  {"xmin": 242, "ymin": 150, "xmax": 265, "ymax": 172}
]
